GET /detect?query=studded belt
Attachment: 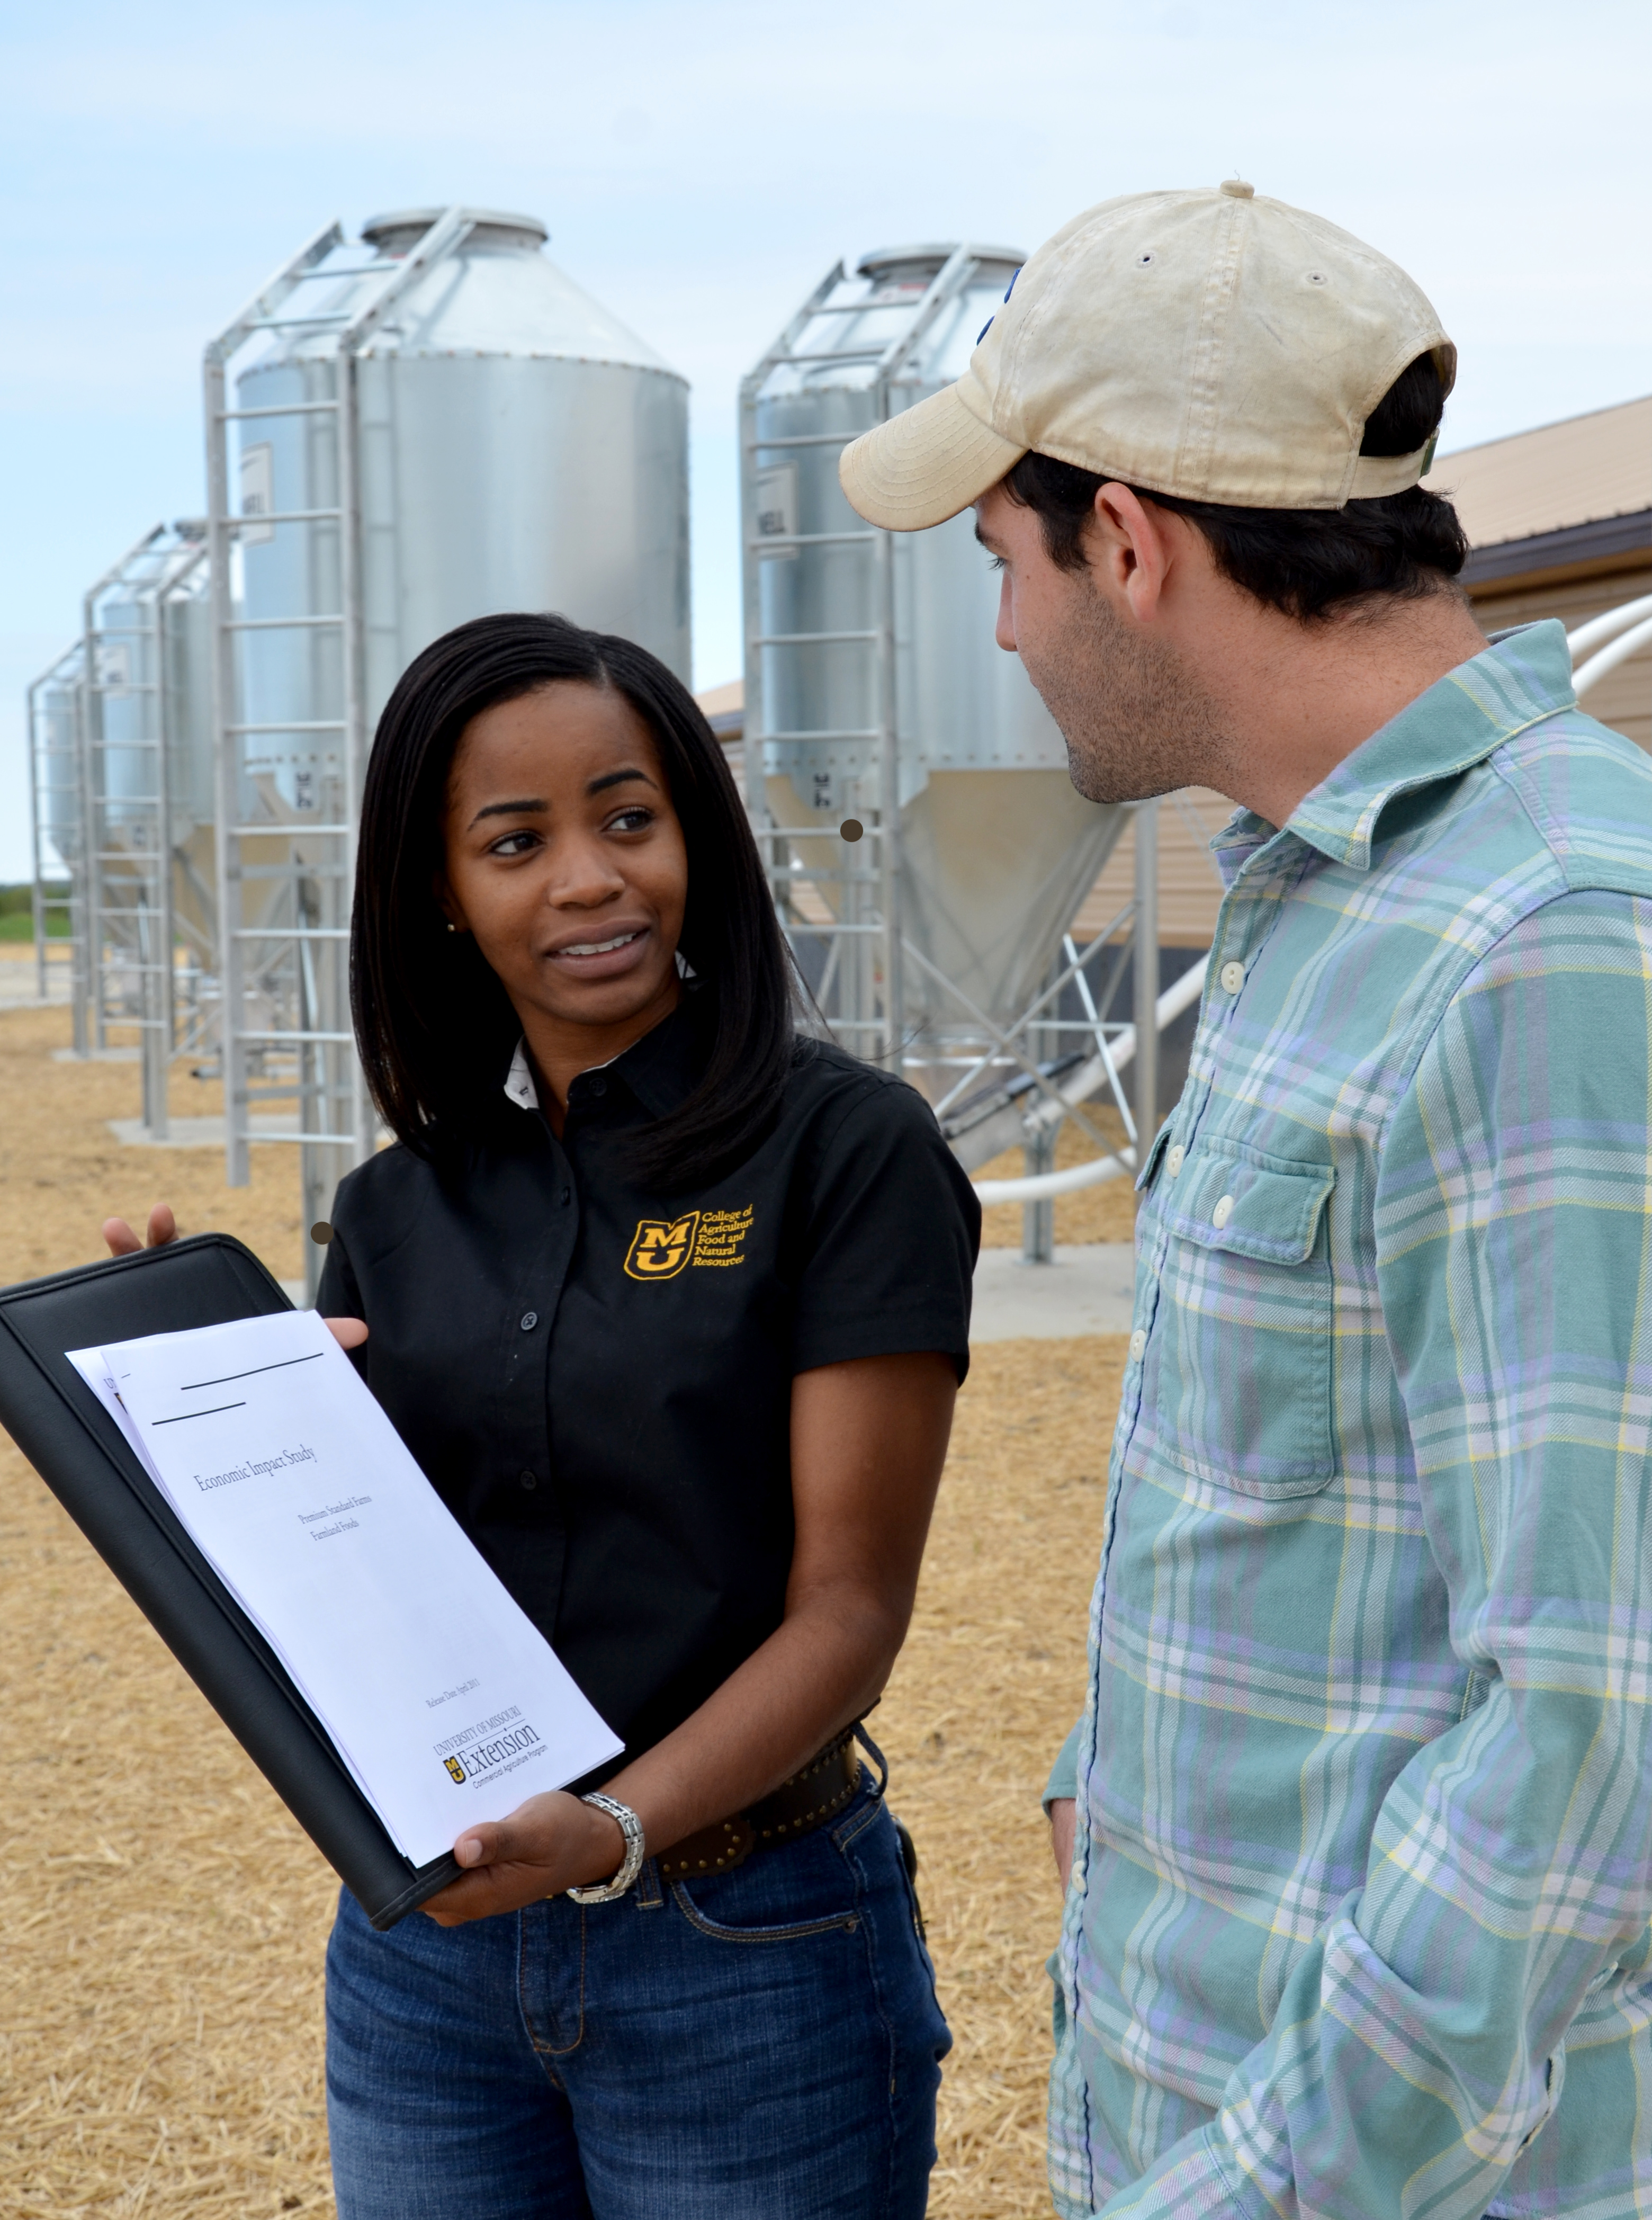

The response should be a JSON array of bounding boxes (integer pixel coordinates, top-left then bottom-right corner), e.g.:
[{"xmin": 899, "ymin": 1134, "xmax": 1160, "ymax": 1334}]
[{"xmin": 655, "ymin": 1728, "xmax": 864, "ymax": 1882}]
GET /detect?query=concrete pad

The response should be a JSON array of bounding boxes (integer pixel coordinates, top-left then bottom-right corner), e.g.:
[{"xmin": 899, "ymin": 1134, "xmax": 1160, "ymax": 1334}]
[
  {"xmin": 971, "ymin": 1242, "xmax": 1136, "ymax": 1342},
  {"xmin": 0, "ymin": 984, "xmax": 70, "ymax": 1012},
  {"xmin": 106, "ymin": 1116, "xmax": 299, "ymax": 1148}
]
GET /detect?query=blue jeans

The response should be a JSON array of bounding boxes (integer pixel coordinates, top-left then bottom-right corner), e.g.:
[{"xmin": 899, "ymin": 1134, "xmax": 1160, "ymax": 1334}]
[{"xmin": 325, "ymin": 1775, "xmax": 950, "ymax": 2218}]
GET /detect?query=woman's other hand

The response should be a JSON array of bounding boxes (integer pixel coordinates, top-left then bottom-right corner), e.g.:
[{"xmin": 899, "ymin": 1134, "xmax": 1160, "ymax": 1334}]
[
  {"xmin": 421, "ymin": 1790, "xmax": 629, "ymax": 1924},
  {"xmin": 1049, "ymin": 1796, "xmax": 1076, "ymax": 1890},
  {"xmin": 103, "ymin": 1203, "xmax": 177, "ymax": 1256},
  {"xmin": 99, "ymin": 1205, "xmax": 368, "ymax": 1352}
]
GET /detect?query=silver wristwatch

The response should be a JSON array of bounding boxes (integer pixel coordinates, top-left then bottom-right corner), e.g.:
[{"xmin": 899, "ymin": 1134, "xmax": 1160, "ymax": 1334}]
[{"xmin": 566, "ymin": 1791, "xmax": 647, "ymax": 1903}]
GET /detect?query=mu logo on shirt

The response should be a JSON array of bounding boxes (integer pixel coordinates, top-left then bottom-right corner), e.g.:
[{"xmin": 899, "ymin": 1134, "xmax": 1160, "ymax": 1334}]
[
  {"xmin": 625, "ymin": 1212, "xmax": 701, "ymax": 1280},
  {"xmin": 624, "ymin": 1206, "xmax": 755, "ymax": 1281}
]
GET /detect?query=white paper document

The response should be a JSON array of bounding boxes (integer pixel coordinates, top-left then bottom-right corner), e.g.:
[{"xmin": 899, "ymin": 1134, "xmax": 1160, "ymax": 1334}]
[{"xmin": 66, "ymin": 1309, "xmax": 621, "ymax": 1866}]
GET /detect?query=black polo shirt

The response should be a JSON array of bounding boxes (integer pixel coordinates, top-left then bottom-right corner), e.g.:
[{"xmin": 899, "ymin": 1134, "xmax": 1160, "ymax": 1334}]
[{"xmin": 315, "ymin": 1000, "xmax": 980, "ymax": 1770}]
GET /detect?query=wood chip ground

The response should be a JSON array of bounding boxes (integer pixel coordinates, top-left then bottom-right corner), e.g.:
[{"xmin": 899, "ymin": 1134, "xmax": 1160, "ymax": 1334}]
[{"xmin": 0, "ymin": 995, "xmax": 1126, "ymax": 2218}]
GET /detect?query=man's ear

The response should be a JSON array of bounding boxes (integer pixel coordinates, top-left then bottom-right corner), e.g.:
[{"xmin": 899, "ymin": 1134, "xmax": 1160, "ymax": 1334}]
[{"xmin": 1088, "ymin": 484, "xmax": 1178, "ymax": 624}]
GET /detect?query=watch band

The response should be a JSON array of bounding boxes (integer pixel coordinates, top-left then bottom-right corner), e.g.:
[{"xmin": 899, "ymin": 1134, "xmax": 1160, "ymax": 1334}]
[{"xmin": 566, "ymin": 1791, "xmax": 647, "ymax": 1903}]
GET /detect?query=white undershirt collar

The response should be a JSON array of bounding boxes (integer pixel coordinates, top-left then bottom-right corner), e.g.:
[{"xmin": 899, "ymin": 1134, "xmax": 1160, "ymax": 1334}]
[
  {"xmin": 503, "ymin": 1039, "xmax": 540, "ymax": 1112},
  {"xmin": 502, "ymin": 1038, "xmax": 627, "ymax": 1114}
]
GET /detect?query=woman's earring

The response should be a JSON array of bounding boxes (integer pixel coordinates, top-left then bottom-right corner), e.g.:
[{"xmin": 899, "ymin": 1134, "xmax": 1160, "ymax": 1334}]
[{"xmin": 445, "ymin": 921, "xmax": 459, "ymax": 934}]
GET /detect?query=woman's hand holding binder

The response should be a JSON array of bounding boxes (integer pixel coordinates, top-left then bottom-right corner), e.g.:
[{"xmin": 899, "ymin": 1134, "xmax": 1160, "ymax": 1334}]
[{"xmin": 101, "ymin": 1206, "xmax": 368, "ymax": 1350}]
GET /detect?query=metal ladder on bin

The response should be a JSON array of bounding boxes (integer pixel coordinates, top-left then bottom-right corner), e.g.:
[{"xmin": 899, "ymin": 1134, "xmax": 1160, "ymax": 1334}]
[
  {"xmin": 77, "ymin": 523, "xmax": 210, "ymax": 1135},
  {"xmin": 203, "ymin": 208, "xmax": 479, "ymax": 1299},
  {"xmin": 25, "ymin": 641, "xmax": 88, "ymax": 1035},
  {"xmin": 738, "ymin": 248, "xmax": 1003, "ymax": 1068}
]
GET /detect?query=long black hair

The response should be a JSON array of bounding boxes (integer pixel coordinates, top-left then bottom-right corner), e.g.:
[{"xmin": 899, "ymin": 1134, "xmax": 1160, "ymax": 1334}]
[{"xmin": 351, "ymin": 612, "xmax": 797, "ymax": 1189}]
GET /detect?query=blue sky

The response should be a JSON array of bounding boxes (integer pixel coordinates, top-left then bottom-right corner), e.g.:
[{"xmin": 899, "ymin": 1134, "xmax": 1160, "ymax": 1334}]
[{"xmin": 2, "ymin": 0, "xmax": 1647, "ymax": 882}]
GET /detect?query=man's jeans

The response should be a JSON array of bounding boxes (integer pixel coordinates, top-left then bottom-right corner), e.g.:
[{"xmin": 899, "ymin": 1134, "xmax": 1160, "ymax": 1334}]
[{"xmin": 326, "ymin": 1778, "xmax": 950, "ymax": 2218}]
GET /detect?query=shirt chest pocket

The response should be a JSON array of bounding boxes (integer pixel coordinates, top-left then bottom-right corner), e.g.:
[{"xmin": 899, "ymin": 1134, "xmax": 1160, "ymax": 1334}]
[{"xmin": 1138, "ymin": 1147, "xmax": 1336, "ymax": 1501}]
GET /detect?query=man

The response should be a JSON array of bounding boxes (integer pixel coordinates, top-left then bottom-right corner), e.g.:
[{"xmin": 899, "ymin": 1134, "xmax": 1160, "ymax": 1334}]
[{"xmin": 839, "ymin": 184, "xmax": 1652, "ymax": 2218}]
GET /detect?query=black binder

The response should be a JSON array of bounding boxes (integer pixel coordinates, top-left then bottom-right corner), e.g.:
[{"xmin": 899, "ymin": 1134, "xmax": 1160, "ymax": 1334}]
[{"xmin": 0, "ymin": 1233, "xmax": 461, "ymax": 1929}]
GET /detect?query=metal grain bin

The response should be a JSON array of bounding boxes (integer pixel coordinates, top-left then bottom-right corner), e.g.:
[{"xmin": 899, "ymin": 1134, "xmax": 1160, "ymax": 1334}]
[
  {"xmin": 229, "ymin": 206, "xmax": 689, "ymax": 817},
  {"xmin": 741, "ymin": 246, "xmax": 1128, "ymax": 1100}
]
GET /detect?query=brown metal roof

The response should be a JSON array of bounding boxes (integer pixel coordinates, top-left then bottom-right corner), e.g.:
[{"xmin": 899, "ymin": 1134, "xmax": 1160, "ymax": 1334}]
[
  {"xmin": 1427, "ymin": 395, "xmax": 1652, "ymax": 550},
  {"xmin": 694, "ymin": 679, "xmax": 742, "ymax": 718},
  {"xmin": 693, "ymin": 677, "xmax": 744, "ymax": 739}
]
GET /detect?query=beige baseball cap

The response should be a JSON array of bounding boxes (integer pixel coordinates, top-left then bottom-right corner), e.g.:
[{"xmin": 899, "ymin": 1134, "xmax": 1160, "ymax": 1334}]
[{"xmin": 839, "ymin": 182, "xmax": 1455, "ymax": 529}]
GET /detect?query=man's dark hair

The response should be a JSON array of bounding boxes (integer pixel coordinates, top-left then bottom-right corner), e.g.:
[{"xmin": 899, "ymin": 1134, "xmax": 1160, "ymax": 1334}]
[
  {"xmin": 1005, "ymin": 353, "xmax": 1469, "ymax": 621},
  {"xmin": 352, "ymin": 611, "xmax": 798, "ymax": 1189}
]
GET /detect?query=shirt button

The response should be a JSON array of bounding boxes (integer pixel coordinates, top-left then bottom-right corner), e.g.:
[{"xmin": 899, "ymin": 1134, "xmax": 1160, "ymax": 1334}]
[
  {"xmin": 1219, "ymin": 960, "xmax": 1246, "ymax": 994},
  {"xmin": 587, "ymin": 1075, "xmax": 607, "ymax": 1098},
  {"xmin": 560, "ymin": 1187, "xmax": 571, "ymax": 1206},
  {"xmin": 518, "ymin": 1470, "xmax": 537, "ymax": 1492},
  {"xmin": 520, "ymin": 1311, "xmax": 538, "ymax": 1331},
  {"xmin": 1166, "ymin": 1144, "xmax": 1184, "ymax": 1178},
  {"xmin": 1212, "ymin": 1194, "xmax": 1235, "ymax": 1230},
  {"xmin": 1129, "ymin": 1328, "xmax": 1147, "ymax": 1361}
]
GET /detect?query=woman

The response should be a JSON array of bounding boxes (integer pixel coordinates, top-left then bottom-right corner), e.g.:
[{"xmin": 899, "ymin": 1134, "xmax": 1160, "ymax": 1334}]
[{"xmin": 107, "ymin": 613, "xmax": 978, "ymax": 2218}]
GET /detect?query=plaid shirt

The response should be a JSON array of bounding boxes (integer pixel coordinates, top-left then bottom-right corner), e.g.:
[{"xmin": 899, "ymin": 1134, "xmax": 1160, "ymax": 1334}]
[{"xmin": 1048, "ymin": 622, "xmax": 1652, "ymax": 2219}]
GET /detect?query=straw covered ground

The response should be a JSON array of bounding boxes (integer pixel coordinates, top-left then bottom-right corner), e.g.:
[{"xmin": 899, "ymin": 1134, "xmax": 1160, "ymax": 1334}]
[{"xmin": 0, "ymin": 990, "xmax": 1125, "ymax": 2218}]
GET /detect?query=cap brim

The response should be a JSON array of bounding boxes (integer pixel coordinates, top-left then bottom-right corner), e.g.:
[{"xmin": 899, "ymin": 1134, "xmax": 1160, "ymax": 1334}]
[{"xmin": 838, "ymin": 384, "xmax": 1026, "ymax": 531}]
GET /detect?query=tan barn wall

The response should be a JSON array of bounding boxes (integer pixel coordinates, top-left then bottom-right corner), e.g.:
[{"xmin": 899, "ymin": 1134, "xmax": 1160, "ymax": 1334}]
[
  {"xmin": 1073, "ymin": 787, "xmax": 1232, "ymax": 950},
  {"xmin": 1066, "ymin": 570, "xmax": 1649, "ymax": 955},
  {"xmin": 1468, "ymin": 564, "xmax": 1651, "ymax": 755}
]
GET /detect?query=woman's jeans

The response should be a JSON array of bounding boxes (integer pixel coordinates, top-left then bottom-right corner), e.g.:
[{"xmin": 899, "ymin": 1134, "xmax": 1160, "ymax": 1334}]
[{"xmin": 325, "ymin": 1776, "xmax": 950, "ymax": 2218}]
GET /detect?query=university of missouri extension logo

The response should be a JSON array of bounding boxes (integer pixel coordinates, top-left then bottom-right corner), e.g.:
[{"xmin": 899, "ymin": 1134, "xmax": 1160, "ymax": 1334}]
[
  {"xmin": 624, "ymin": 1205, "xmax": 753, "ymax": 1281},
  {"xmin": 438, "ymin": 1714, "xmax": 543, "ymax": 1785}
]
